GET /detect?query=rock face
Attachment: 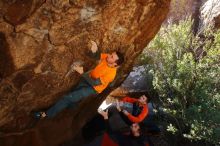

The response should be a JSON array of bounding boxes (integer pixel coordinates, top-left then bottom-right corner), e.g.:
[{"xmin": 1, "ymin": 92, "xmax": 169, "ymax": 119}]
[
  {"xmin": 166, "ymin": 0, "xmax": 195, "ymax": 22},
  {"xmin": 0, "ymin": 0, "xmax": 170, "ymax": 145},
  {"xmin": 201, "ymin": 0, "xmax": 220, "ymax": 29},
  {"xmin": 165, "ymin": 0, "xmax": 220, "ymax": 29},
  {"xmin": 110, "ymin": 65, "xmax": 153, "ymax": 97},
  {"xmin": 120, "ymin": 65, "xmax": 153, "ymax": 92}
]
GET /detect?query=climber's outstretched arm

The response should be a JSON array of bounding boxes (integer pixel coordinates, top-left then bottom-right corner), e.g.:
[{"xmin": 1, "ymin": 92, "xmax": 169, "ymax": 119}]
[{"xmin": 88, "ymin": 40, "xmax": 101, "ymax": 60}]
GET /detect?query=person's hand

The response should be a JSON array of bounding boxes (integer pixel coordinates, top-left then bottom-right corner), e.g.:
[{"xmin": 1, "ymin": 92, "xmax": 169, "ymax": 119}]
[
  {"xmin": 73, "ymin": 64, "xmax": 84, "ymax": 74},
  {"xmin": 90, "ymin": 40, "xmax": 98, "ymax": 53},
  {"xmin": 116, "ymin": 99, "xmax": 122, "ymax": 112},
  {"xmin": 122, "ymin": 110, "xmax": 129, "ymax": 116},
  {"xmin": 98, "ymin": 109, "xmax": 108, "ymax": 120}
]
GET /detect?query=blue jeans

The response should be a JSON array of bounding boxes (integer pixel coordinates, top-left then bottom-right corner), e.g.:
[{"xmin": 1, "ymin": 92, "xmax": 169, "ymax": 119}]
[{"xmin": 46, "ymin": 79, "xmax": 97, "ymax": 118}]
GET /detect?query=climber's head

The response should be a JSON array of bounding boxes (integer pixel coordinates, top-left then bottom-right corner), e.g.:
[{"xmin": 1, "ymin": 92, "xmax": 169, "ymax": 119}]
[
  {"xmin": 138, "ymin": 95, "xmax": 147, "ymax": 104},
  {"xmin": 106, "ymin": 51, "xmax": 124, "ymax": 67},
  {"xmin": 130, "ymin": 123, "xmax": 141, "ymax": 137}
]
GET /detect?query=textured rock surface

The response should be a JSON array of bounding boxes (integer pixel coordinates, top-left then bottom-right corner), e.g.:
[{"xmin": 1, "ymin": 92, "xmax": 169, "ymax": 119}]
[
  {"xmin": 109, "ymin": 65, "xmax": 153, "ymax": 98},
  {"xmin": 201, "ymin": 0, "xmax": 220, "ymax": 29},
  {"xmin": 163, "ymin": 0, "xmax": 220, "ymax": 29},
  {"xmin": 166, "ymin": 0, "xmax": 194, "ymax": 22},
  {"xmin": 0, "ymin": 0, "xmax": 170, "ymax": 145},
  {"xmin": 120, "ymin": 65, "xmax": 153, "ymax": 92}
]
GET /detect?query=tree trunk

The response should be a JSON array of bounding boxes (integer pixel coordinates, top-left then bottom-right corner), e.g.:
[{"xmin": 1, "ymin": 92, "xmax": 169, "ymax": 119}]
[{"xmin": 192, "ymin": 0, "xmax": 203, "ymax": 35}]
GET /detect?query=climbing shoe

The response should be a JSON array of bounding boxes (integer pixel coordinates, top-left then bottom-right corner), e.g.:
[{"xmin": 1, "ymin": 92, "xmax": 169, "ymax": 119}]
[{"xmin": 34, "ymin": 112, "xmax": 46, "ymax": 119}]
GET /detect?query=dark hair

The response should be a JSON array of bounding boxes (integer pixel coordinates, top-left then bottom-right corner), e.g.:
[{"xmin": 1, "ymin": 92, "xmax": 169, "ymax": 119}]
[
  {"xmin": 127, "ymin": 92, "xmax": 151, "ymax": 103},
  {"xmin": 143, "ymin": 94, "xmax": 151, "ymax": 103},
  {"xmin": 139, "ymin": 123, "xmax": 146, "ymax": 135},
  {"xmin": 115, "ymin": 51, "xmax": 124, "ymax": 66}
]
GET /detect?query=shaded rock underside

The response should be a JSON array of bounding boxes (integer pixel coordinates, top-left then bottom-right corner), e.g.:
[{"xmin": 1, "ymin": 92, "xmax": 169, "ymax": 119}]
[{"xmin": 0, "ymin": 0, "xmax": 170, "ymax": 145}]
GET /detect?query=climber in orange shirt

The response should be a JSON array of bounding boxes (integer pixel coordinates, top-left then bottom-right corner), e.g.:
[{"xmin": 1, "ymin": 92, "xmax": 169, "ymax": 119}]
[{"xmin": 34, "ymin": 41, "xmax": 124, "ymax": 119}]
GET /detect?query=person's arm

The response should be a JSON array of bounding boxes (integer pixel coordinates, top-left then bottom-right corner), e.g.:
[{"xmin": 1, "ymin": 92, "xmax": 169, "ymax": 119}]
[
  {"xmin": 93, "ymin": 71, "xmax": 115, "ymax": 90},
  {"xmin": 126, "ymin": 105, "xmax": 148, "ymax": 123},
  {"xmin": 87, "ymin": 41, "xmax": 101, "ymax": 60},
  {"xmin": 104, "ymin": 115, "xmax": 125, "ymax": 144},
  {"xmin": 73, "ymin": 65, "xmax": 101, "ymax": 86},
  {"xmin": 88, "ymin": 49, "xmax": 101, "ymax": 60},
  {"xmin": 104, "ymin": 118, "xmax": 115, "ymax": 135},
  {"xmin": 98, "ymin": 110, "xmax": 114, "ymax": 134},
  {"xmin": 98, "ymin": 110, "xmax": 120, "ymax": 134},
  {"xmin": 121, "ymin": 96, "xmax": 138, "ymax": 103},
  {"xmin": 82, "ymin": 72, "xmax": 101, "ymax": 86}
]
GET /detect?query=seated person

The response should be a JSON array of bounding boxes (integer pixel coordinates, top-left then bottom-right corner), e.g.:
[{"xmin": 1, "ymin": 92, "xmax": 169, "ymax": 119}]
[
  {"xmin": 98, "ymin": 109, "xmax": 152, "ymax": 146},
  {"xmin": 82, "ymin": 95, "xmax": 149, "ymax": 142},
  {"xmin": 117, "ymin": 95, "xmax": 149, "ymax": 124},
  {"xmin": 106, "ymin": 95, "xmax": 149, "ymax": 130}
]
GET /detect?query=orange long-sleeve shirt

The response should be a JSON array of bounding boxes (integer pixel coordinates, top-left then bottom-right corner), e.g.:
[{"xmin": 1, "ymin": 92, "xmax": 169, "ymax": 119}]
[
  {"xmin": 121, "ymin": 96, "xmax": 148, "ymax": 123},
  {"xmin": 90, "ymin": 53, "xmax": 116, "ymax": 93}
]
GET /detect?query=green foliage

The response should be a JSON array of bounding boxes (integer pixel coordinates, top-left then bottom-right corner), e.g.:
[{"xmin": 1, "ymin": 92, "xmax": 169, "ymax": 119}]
[{"xmin": 142, "ymin": 19, "xmax": 220, "ymax": 144}]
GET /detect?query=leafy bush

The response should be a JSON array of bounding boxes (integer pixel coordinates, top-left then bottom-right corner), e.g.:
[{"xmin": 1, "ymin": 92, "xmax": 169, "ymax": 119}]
[{"xmin": 141, "ymin": 19, "xmax": 220, "ymax": 144}]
